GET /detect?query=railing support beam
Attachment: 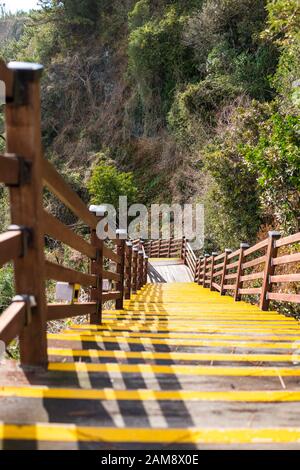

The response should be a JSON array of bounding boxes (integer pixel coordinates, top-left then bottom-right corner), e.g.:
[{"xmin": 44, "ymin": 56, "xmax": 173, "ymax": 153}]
[
  {"xmin": 260, "ymin": 231, "xmax": 281, "ymax": 311},
  {"xmin": 5, "ymin": 62, "xmax": 48, "ymax": 366},
  {"xmin": 234, "ymin": 243, "xmax": 250, "ymax": 301}
]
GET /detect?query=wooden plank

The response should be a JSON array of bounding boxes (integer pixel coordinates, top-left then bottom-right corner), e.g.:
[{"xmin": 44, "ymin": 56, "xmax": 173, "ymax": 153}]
[
  {"xmin": 227, "ymin": 249, "xmax": 240, "ymax": 260},
  {"xmin": 102, "ymin": 292, "xmax": 122, "ymax": 302},
  {"xmin": 43, "ymin": 211, "xmax": 96, "ymax": 259},
  {"xmin": 225, "ymin": 273, "xmax": 238, "ymax": 280},
  {"xmin": 240, "ymin": 272, "xmax": 264, "ymax": 282},
  {"xmin": 42, "ymin": 160, "xmax": 97, "ymax": 229},
  {"xmin": 212, "ymin": 282, "xmax": 221, "ymax": 292},
  {"xmin": 6, "ymin": 63, "xmax": 48, "ymax": 366},
  {"xmin": 273, "ymin": 253, "xmax": 300, "ymax": 266},
  {"xmin": 270, "ymin": 274, "xmax": 300, "ymax": 283},
  {"xmin": 223, "ymin": 284, "xmax": 236, "ymax": 290},
  {"xmin": 242, "ymin": 255, "xmax": 266, "ymax": 270},
  {"xmin": 0, "ymin": 231, "xmax": 23, "ymax": 268},
  {"xmin": 47, "ymin": 303, "xmax": 97, "ymax": 321},
  {"xmin": 214, "ymin": 261, "xmax": 224, "ymax": 270},
  {"xmin": 275, "ymin": 232, "xmax": 300, "ymax": 248},
  {"xmin": 267, "ymin": 293, "xmax": 300, "ymax": 304},
  {"xmin": 239, "ymin": 288, "xmax": 261, "ymax": 295},
  {"xmin": 226, "ymin": 261, "xmax": 239, "ymax": 270},
  {"xmin": 103, "ymin": 270, "xmax": 121, "ymax": 282},
  {"xmin": 213, "ymin": 268, "xmax": 224, "ymax": 278},
  {"xmin": 0, "ymin": 301, "xmax": 26, "ymax": 345},
  {"xmin": 186, "ymin": 243, "xmax": 197, "ymax": 261},
  {"xmin": 103, "ymin": 245, "xmax": 121, "ymax": 263},
  {"xmin": 0, "ymin": 154, "xmax": 20, "ymax": 185},
  {"xmin": 244, "ymin": 239, "xmax": 268, "ymax": 257},
  {"xmin": 45, "ymin": 261, "xmax": 97, "ymax": 287}
]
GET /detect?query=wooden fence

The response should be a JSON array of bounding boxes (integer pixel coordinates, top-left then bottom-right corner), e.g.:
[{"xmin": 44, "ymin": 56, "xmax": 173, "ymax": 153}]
[
  {"xmin": 0, "ymin": 61, "xmax": 148, "ymax": 366},
  {"xmin": 194, "ymin": 232, "xmax": 300, "ymax": 310}
]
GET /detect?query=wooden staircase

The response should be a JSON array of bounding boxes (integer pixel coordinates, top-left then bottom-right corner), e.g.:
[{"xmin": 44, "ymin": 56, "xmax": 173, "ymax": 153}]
[
  {"xmin": 2, "ymin": 282, "xmax": 300, "ymax": 449},
  {"xmin": 1, "ymin": 61, "xmax": 300, "ymax": 451}
]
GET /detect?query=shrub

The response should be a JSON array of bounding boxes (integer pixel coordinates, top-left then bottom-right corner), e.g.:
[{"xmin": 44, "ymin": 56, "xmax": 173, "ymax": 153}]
[
  {"xmin": 128, "ymin": 5, "xmax": 197, "ymax": 133},
  {"xmin": 0, "ymin": 265, "xmax": 14, "ymax": 314},
  {"xmin": 88, "ymin": 159, "xmax": 138, "ymax": 209},
  {"xmin": 244, "ymin": 113, "xmax": 300, "ymax": 232},
  {"xmin": 168, "ymin": 76, "xmax": 242, "ymax": 147}
]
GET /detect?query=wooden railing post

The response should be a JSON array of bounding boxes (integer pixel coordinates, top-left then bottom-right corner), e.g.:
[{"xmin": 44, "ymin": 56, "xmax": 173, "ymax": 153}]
[
  {"xmin": 202, "ymin": 254, "xmax": 209, "ymax": 287},
  {"xmin": 144, "ymin": 255, "xmax": 149, "ymax": 285},
  {"xmin": 220, "ymin": 249, "xmax": 232, "ymax": 295},
  {"xmin": 149, "ymin": 240, "xmax": 152, "ymax": 257},
  {"xmin": 89, "ymin": 206, "xmax": 105, "ymax": 324},
  {"xmin": 137, "ymin": 250, "xmax": 144, "ymax": 291},
  {"xmin": 181, "ymin": 237, "xmax": 187, "ymax": 264},
  {"xmin": 132, "ymin": 247, "xmax": 139, "ymax": 293},
  {"xmin": 197, "ymin": 257, "xmax": 203, "ymax": 285},
  {"xmin": 234, "ymin": 243, "xmax": 250, "ymax": 301},
  {"xmin": 125, "ymin": 241, "xmax": 133, "ymax": 300},
  {"xmin": 115, "ymin": 229, "xmax": 127, "ymax": 309},
  {"xmin": 158, "ymin": 239, "xmax": 162, "ymax": 258},
  {"xmin": 167, "ymin": 238, "xmax": 172, "ymax": 257},
  {"xmin": 260, "ymin": 231, "xmax": 281, "ymax": 311},
  {"xmin": 210, "ymin": 252, "xmax": 218, "ymax": 291},
  {"xmin": 5, "ymin": 62, "xmax": 47, "ymax": 366}
]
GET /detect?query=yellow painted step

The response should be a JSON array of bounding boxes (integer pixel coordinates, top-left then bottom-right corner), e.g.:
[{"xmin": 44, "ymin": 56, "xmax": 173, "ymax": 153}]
[
  {"xmin": 48, "ymin": 362, "xmax": 300, "ymax": 377},
  {"xmin": 63, "ymin": 329, "xmax": 300, "ymax": 342},
  {"xmin": 48, "ymin": 348, "xmax": 300, "ymax": 363},
  {"xmin": 2, "ymin": 424, "xmax": 300, "ymax": 444},
  {"xmin": 3, "ymin": 386, "xmax": 300, "ymax": 403},
  {"xmin": 48, "ymin": 333, "xmax": 300, "ymax": 349}
]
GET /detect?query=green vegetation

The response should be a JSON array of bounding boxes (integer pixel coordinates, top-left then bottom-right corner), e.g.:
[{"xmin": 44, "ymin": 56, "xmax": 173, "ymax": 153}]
[
  {"xmin": 89, "ymin": 158, "xmax": 138, "ymax": 208},
  {"xmin": 0, "ymin": 0, "xmax": 299, "ymax": 309}
]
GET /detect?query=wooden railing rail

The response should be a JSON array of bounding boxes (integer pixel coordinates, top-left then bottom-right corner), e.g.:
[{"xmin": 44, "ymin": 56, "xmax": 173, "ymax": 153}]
[
  {"xmin": 193, "ymin": 231, "xmax": 300, "ymax": 311},
  {"xmin": 144, "ymin": 238, "xmax": 182, "ymax": 258}
]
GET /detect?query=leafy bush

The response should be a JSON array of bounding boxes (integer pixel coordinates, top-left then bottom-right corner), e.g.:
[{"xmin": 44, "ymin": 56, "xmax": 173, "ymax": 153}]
[
  {"xmin": 0, "ymin": 265, "xmax": 14, "ymax": 314},
  {"xmin": 88, "ymin": 159, "xmax": 138, "ymax": 208},
  {"xmin": 168, "ymin": 76, "xmax": 242, "ymax": 147},
  {"xmin": 202, "ymin": 102, "xmax": 270, "ymax": 250},
  {"xmin": 128, "ymin": 5, "xmax": 197, "ymax": 133},
  {"xmin": 244, "ymin": 113, "xmax": 300, "ymax": 232}
]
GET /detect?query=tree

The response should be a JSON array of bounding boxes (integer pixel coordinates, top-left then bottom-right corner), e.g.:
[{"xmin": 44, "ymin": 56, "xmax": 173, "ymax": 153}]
[{"xmin": 88, "ymin": 159, "xmax": 138, "ymax": 209}]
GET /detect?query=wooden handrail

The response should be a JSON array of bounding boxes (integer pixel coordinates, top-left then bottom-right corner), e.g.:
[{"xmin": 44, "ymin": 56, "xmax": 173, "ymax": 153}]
[
  {"xmin": 0, "ymin": 301, "xmax": 26, "ymax": 346},
  {"xmin": 43, "ymin": 211, "xmax": 97, "ymax": 259},
  {"xmin": 47, "ymin": 303, "xmax": 97, "ymax": 321},
  {"xmin": 103, "ymin": 245, "xmax": 121, "ymax": 264},
  {"xmin": 43, "ymin": 159, "xmax": 97, "ymax": 229},
  {"xmin": 0, "ymin": 231, "xmax": 23, "ymax": 268},
  {"xmin": 45, "ymin": 261, "xmax": 97, "ymax": 287}
]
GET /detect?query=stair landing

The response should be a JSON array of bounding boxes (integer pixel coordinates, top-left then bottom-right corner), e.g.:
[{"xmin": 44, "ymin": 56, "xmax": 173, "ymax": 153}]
[{"xmin": 148, "ymin": 258, "xmax": 193, "ymax": 283}]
